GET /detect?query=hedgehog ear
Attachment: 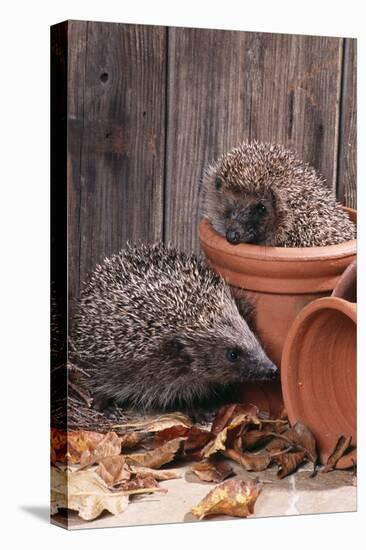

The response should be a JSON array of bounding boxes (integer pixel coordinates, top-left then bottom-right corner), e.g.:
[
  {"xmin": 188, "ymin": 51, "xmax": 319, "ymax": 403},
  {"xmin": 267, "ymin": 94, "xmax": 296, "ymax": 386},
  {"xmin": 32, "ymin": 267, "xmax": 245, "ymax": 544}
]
[{"xmin": 161, "ymin": 335, "xmax": 193, "ymax": 366}]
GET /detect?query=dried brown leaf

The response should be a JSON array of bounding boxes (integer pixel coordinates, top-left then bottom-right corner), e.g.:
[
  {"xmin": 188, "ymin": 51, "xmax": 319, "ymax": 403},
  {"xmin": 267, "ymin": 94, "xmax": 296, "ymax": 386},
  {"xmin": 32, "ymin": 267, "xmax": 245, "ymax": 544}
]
[
  {"xmin": 51, "ymin": 429, "xmax": 121, "ymax": 466},
  {"xmin": 274, "ymin": 451, "xmax": 306, "ymax": 479},
  {"xmin": 51, "ymin": 467, "xmax": 129, "ymax": 521},
  {"xmin": 211, "ymin": 404, "xmax": 259, "ymax": 435},
  {"xmin": 266, "ymin": 437, "xmax": 293, "ymax": 453},
  {"xmin": 202, "ymin": 427, "xmax": 230, "ymax": 458},
  {"xmin": 322, "ymin": 436, "xmax": 352, "ymax": 473},
  {"xmin": 184, "ymin": 426, "xmax": 214, "ymax": 453},
  {"xmin": 191, "ymin": 477, "xmax": 262, "ymax": 520},
  {"xmin": 211, "ymin": 404, "xmax": 239, "ymax": 435},
  {"xmin": 241, "ymin": 429, "xmax": 274, "ymax": 450},
  {"xmin": 273, "ymin": 423, "xmax": 290, "ymax": 434},
  {"xmin": 191, "ymin": 459, "xmax": 234, "ymax": 483},
  {"xmin": 113, "ymin": 412, "xmax": 192, "ymax": 432},
  {"xmin": 51, "ymin": 428, "xmax": 68, "ymax": 464},
  {"xmin": 291, "ymin": 422, "xmax": 317, "ymax": 463},
  {"xmin": 125, "ymin": 437, "xmax": 184, "ymax": 468},
  {"xmin": 203, "ymin": 412, "xmax": 260, "ymax": 459},
  {"xmin": 277, "ymin": 408, "xmax": 288, "ymax": 421},
  {"xmin": 129, "ymin": 465, "xmax": 182, "ymax": 480},
  {"xmin": 96, "ymin": 455, "xmax": 131, "ymax": 487},
  {"xmin": 224, "ymin": 448, "xmax": 272, "ymax": 472},
  {"xmin": 118, "ymin": 474, "xmax": 166, "ymax": 493},
  {"xmin": 261, "ymin": 417, "xmax": 289, "ymax": 434},
  {"xmin": 153, "ymin": 425, "xmax": 191, "ymax": 445},
  {"xmin": 80, "ymin": 432, "xmax": 121, "ymax": 467},
  {"xmin": 232, "ymin": 434, "xmax": 244, "ymax": 453},
  {"xmin": 266, "ymin": 422, "xmax": 317, "ymax": 464},
  {"xmin": 119, "ymin": 432, "xmax": 145, "ymax": 450}
]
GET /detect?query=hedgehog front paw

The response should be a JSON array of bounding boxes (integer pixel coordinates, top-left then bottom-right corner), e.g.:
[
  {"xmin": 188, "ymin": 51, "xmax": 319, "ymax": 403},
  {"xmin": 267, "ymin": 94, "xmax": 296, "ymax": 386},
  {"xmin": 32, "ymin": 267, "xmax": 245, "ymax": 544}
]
[
  {"xmin": 93, "ymin": 393, "xmax": 117, "ymax": 419},
  {"xmin": 102, "ymin": 406, "xmax": 119, "ymax": 420},
  {"xmin": 187, "ymin": 408, "xmax": 216, "ymax": 425}
]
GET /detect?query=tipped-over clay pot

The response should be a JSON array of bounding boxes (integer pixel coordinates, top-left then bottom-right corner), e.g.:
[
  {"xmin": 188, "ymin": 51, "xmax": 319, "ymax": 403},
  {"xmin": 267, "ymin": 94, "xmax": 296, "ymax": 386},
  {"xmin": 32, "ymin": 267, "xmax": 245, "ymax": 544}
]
[
  {"xmin": 281, "ymin": 296, "xmax": 356, "ymax": 466},
  {"xmin": 198, "ymin": 208, "xmax": 356, "ymax": 415}
]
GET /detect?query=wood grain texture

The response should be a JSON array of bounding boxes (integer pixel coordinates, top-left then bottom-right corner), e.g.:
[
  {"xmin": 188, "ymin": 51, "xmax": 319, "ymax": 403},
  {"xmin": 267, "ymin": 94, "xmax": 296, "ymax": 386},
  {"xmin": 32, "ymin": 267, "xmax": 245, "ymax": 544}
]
[
  {"xmin": 67, "ymin": 21, "xmax": 166, "ymax": 317},
  {"xmin": 337, "ymin": 38, "xmax": 357, "ymax": 208},
  {"xmin": 165, "ymin": 29, "xmax": 344, "ymax": 253}
]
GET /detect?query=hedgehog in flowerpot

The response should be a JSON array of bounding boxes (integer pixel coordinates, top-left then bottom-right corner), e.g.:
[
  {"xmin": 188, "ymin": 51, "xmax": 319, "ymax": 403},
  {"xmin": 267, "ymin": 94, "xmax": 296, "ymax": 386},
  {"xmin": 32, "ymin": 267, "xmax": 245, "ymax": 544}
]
[{"xmin": 201, "ymin": 141, "xmax": 355, "ymax": 247}]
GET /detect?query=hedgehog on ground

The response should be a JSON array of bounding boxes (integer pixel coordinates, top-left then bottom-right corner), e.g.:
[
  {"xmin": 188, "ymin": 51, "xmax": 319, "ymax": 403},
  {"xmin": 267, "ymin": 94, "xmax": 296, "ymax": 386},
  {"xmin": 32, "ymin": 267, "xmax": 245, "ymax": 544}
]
[
  {"xmin": 72, "ymin": 243, "xmax": 277, "ymax": 415},
  {"xmin": 201, "ymin": 141, "xmax": 356, "ymax": 247}
]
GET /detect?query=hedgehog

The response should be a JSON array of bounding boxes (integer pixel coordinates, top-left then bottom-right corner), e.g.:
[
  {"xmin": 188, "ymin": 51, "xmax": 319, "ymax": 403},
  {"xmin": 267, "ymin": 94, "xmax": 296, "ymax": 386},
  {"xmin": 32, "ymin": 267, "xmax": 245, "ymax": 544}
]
[
  {"xmin": 71, "ymin": 243, "xmax": 277, "ymax": 415},
  {"xmin": 201, "ymin": 141, "xmax": 356, "ymax": 247}
]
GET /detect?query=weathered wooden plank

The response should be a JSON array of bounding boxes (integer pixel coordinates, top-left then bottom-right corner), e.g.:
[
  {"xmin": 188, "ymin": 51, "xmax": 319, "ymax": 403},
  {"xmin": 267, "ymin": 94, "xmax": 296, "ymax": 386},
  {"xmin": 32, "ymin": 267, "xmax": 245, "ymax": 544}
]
[
  {"xmin": 165, "ymin": 28, "xmax": 343, "ymax": 253},
  {"xmin": 67, "ymin": 21, "xmax": 167, "ymax": 318},
  {"xmin": 337, "ymin": 38, "xmax": 357, "ymax": 208}
]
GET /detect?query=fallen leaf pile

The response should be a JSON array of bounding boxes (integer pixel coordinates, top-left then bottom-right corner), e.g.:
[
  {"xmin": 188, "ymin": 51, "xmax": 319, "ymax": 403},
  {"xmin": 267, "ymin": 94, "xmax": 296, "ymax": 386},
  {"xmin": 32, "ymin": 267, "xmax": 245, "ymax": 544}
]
[
  {"xmin": 51, "ymin": 427, "xmax": 182, "ymax": 521},
  {"xmin": 190, "ymin": 404, "xmax": 318, "ymax": 480},
  {"xmin": 51, "ymin": 403, "xmax": 354, "ymax": 522}
]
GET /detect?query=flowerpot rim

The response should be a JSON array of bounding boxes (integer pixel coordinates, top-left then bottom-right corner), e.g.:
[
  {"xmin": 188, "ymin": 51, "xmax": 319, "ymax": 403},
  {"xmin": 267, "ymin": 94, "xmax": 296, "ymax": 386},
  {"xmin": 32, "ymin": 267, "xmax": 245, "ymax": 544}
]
[
  {"xmin": 198, "ymin": 209, "xmax": 356, "ymax": 293},
  {"xmin": 199, "ymin": 207, "xmax": 356, "ymax": 263},
  {"xmin": 282, "ymin": 296, "xmax": 356, "ymax": 327}
]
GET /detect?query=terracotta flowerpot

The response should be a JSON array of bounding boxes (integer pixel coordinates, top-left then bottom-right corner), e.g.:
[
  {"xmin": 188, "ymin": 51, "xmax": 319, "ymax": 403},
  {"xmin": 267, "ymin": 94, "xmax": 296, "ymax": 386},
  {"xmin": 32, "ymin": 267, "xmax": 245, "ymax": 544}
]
[
  {"xmin": 281, "ymin": 296, "xmax": 356, "ymax": 466},
  {"xmin": 198, "ymin": 208, "xmax": 356, "ymax": 414}
]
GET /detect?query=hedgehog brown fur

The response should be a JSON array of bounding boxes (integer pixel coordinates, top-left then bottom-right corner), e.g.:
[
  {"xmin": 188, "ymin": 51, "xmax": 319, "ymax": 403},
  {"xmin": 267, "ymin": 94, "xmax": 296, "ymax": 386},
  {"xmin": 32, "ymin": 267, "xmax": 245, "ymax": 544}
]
[
  {"xmin": 72, "ymin": 243, "xmax": 277, "ymax": 414},
  {"xmin": 201, "ymin": 141, "xmax": 356, "ymax": 247}
]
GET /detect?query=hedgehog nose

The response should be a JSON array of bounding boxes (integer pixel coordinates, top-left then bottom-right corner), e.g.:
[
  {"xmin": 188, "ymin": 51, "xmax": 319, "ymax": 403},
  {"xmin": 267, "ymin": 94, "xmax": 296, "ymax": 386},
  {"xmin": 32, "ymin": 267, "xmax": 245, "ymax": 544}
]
[
  {"xmin": 226, "ymin": 229, "xmax": 241, "ymax": 244},
  {"xmin": 266, "ymin": 362, "xmax": 278, "ymax": 380},
  {"xmin": 268, "ymin": 365, "xmax": 278, "ymax": 380},
  {"xmin": 259, "ymin": 356, "xmax": 278, "ymax": 380}
]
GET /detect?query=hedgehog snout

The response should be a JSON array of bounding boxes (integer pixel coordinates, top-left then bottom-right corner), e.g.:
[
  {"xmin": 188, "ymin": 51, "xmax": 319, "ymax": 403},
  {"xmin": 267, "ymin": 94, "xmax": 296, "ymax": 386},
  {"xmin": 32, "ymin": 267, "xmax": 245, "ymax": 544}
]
[
  {"xmin": 226, "ymin": 229, "xmax": 241, "ymax": 244},
  {"xmin": 225, "ymin": 217, "xmax": 259, "ymax": 245},
  {"xmin": 257, "ymin": 358, "xmax": 278, "ymax": 381},
  {"xmin": 238, "ymin": 345, "xmax": 278, "ymax": 382}
]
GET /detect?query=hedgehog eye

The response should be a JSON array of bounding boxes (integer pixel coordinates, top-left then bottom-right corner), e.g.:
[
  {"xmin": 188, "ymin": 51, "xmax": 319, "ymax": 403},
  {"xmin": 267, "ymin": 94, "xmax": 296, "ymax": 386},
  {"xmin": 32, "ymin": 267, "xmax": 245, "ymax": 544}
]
[
  {"xmin": 255, "ymin": 202, "xmax": 267, "ymax": 215},
  {"xmin": 226, "ymin": 348, "xmax": 240, "ymax": 362},
  {"xmin": 215, "ymin": 177, "xmax": 223, "ymax": 190}
]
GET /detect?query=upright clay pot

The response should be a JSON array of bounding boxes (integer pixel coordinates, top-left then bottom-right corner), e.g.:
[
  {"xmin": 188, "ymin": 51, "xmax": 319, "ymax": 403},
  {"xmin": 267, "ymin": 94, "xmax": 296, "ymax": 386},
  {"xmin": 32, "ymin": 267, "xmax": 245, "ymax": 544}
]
[
  {"xmin": 198, "ymin": 208, "xmax": 356, "ymax": 414},
  {"xmin": 281, "ymin": 296, "xmax": 356, "ymax": 466}
]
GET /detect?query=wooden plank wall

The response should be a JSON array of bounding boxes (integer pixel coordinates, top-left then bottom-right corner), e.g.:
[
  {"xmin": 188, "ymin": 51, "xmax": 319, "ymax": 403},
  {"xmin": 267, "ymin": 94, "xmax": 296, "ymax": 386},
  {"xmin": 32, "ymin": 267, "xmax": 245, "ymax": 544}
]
[
  {"xmin": 52, "ymin": 21, "xmax": 356, "ymax": 320},
  {"xmin": 67, "ymin": 21, "xmax": 166, "ymax": 318}
]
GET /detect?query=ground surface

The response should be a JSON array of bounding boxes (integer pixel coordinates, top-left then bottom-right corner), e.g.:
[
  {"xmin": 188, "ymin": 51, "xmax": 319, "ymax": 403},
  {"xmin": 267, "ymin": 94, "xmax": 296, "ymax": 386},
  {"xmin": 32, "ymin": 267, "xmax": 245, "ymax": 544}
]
[{"xmin": 52, "ymin": 461, "xmax": 356, "ymax": 530}]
